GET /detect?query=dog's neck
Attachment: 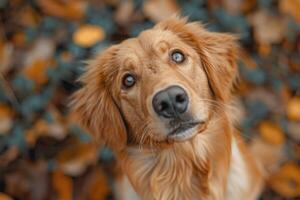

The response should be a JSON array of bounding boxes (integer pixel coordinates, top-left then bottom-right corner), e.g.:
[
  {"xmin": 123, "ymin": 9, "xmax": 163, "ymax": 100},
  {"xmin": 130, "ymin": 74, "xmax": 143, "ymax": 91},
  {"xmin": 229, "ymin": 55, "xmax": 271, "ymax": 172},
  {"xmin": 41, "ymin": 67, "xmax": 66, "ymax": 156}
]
[{"xmin": 119, "ymin": 115, "xmax": 232, "ymax": 200}]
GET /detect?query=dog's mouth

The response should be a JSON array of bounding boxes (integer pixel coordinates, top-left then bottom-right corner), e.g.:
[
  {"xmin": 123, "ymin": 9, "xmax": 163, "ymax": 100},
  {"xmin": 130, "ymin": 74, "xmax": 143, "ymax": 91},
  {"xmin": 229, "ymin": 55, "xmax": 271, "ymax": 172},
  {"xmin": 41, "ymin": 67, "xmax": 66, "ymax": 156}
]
[{"xmin": 167, "ymin": 120, "xmax": 205, "ymax": 142}]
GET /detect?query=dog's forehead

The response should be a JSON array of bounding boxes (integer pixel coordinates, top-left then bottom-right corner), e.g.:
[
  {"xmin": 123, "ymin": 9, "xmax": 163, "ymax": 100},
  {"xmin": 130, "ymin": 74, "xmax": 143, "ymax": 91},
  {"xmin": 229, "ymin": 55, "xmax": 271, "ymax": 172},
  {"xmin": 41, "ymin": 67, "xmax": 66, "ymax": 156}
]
[{"xmin": 116, "ymin": 29, "xmax": 180, "ymax": 67}]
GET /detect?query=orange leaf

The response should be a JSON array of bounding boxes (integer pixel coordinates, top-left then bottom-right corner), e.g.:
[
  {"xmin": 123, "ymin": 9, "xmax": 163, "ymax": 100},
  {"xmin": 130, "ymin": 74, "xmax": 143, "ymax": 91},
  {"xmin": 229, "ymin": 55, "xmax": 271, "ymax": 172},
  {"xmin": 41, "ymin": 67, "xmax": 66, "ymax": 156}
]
[
  {"xmin": 37, "ymin": 0, "xmax": 87, "ymax": 20},
  {"xmin": 280, "ymin": 0, "xmax": 300, "ymax": 23},
  {"xmin": 287, "ymin": 97, "xmax": 300, "ymax": 121},
  {"xmin": 56, "ymin": 142, "xmax": 98, "ymax": 176},
  {"xmin": 86, "ymin": 168, "xmax": 110, "ymax": 200},
  {"xmin": 52, "ymin": 170, "xmax": 73, "ymax": 200},
  {"xmin": 0, "ymin": 105, "xmax": 13, "ymax": 134},
  {"xmin": 0, "ymin": 193, "xmax": 13, "ymax": 200},
  {"xmin": 73, "ymin": 25, "xmax": 105, "ymax": 48},
  {"xmin": 268, "ymin": 162, "xmax": 300, "ymax": 198},
  {"xmin": 23, "ymin": 59, "xmax": 55, "ymax": 85},
  {"xmin": 259, "ymin": 121, "xmax": 285, "ymax": 145}
]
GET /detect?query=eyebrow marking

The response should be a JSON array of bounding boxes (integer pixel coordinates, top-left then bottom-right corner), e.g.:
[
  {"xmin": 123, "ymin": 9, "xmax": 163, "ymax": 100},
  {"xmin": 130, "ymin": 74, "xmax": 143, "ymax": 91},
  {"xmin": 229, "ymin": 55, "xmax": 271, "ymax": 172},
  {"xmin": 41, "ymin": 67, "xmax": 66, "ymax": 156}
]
[{"xmin": 157, "ymin": 41, "xmax": 169, "ymax": 53}]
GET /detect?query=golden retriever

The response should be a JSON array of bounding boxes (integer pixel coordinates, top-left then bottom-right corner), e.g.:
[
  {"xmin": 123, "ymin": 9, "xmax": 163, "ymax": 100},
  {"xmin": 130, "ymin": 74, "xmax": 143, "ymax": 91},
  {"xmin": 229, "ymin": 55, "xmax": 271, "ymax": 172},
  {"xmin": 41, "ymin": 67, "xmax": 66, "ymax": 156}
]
[{"xmin": 71, "ymin": 16, "xmax": 264, "ymax": 200}]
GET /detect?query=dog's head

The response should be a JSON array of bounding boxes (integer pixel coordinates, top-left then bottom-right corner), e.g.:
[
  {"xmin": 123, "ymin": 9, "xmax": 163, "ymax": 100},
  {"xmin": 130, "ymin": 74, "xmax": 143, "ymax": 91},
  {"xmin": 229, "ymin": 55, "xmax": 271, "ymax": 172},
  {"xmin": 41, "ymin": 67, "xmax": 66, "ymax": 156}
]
[{"xmin": 71, "ymin": 17, "xmax": 238, "ymax": 151}]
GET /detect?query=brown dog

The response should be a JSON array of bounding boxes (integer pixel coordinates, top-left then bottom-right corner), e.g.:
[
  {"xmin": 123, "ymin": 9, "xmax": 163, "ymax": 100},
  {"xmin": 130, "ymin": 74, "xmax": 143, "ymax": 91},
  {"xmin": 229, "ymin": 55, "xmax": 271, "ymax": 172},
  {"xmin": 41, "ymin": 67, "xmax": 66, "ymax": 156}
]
[{"xmin": 71, "ymin": 16, "xmax": 264, "ymax": 200}]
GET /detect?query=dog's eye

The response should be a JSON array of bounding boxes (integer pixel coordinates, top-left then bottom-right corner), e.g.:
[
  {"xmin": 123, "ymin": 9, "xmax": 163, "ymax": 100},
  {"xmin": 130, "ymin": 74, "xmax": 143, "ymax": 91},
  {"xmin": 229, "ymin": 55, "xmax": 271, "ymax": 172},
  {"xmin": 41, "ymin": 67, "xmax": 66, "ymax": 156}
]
[
  {"xmin": 122, "ymin": 74, "xmax": 136, "ymax": 89},
  {"xmin": 171, "ymin": 50, "xmax": 185, "ymax": 63}
]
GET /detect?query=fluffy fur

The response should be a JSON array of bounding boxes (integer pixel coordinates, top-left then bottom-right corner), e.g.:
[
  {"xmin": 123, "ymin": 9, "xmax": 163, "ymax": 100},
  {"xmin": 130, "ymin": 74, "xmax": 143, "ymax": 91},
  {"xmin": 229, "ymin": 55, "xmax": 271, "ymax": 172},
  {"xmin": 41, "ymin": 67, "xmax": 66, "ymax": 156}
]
[{"xmin": 71, "ymin": 17, "xmax": 264, "ymax": 200}]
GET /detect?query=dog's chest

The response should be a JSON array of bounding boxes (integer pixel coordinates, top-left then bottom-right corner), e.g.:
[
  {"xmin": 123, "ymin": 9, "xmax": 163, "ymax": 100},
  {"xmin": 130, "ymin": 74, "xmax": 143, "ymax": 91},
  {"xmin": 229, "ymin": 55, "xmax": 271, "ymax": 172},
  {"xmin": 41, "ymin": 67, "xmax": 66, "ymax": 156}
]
[{"xmin": 123, "ymin": 143, "xmax": 214, "ymax": 200}]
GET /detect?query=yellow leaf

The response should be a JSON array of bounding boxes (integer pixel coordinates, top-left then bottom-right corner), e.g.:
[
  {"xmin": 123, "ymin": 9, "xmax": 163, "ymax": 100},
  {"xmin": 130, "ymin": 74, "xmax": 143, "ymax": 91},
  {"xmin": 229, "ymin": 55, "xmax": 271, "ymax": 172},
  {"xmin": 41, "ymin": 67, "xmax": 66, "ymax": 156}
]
[
  {"xmin": 268, "ymin": 162, "xmax": 300, "ymax": 198},
  {"xmin": 73, "ymin": 25, "xmax": 105, "ymax": 48},
  {"xmin": 52, "ymin": 170, "xmax": 73, "ymax": 200},
  {"xmin": 0, "ymin": 193, "xmax": 12, "ymax": 200},
  {"xmin": 287, "ymin": 97, "xmax": 300, "ymax": 121},
  {"xmin": 259, "ymin": 121, "xmax": 285, "ymax": 145}
]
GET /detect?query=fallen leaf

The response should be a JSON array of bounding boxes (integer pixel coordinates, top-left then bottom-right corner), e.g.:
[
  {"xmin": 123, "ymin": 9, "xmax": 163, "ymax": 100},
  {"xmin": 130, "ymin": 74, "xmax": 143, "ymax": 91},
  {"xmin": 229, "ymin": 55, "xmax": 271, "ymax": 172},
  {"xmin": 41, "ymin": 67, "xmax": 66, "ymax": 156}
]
[
  {"xmin": 287, "ymin": 122, "xmax": 300, "ymax": 142},
  {"xmin": 0, "ymin": 146, "xmax": 19, "ymax": 168},
  {"xmin": 249, "ymin": 10, "xmax": 285, "ymax": 45},
  {"xmin": 78, "ymin": 167, "xmax": 110, "ymax": 200},
  {"xmin": 23, "ymin": 59, "xmax": 54, "ymax": 85},
  {"xmin": 56, "ymin": 142, "xmax": 98, "ymax": 176},
  {"xmin": 287, "ymin": 97, "xmax": 300, "ymax": 121},
  {"xmin": 0, "ymin": 42, "xmax": 13, "ymax": 75},
  {"xmin": 73, "ymin": 25, "xmax": 105, "ymax": 48},
  {"xmin": 259, "ymin": 121, "xmax": 285, "ymax": 145},
  {"xmin": 114, "ymin": 0, "xmax": 134, "ymax": 26},
  {"xmin": 143, "ymin": 0, "xmax": 180, "ymax": 22},
  {"xmin": 37, "ymin": 0, "xmax": 87, "ymax": 20},
  {"xmin": 280, "ymin": 0, "xmax": 300, "ymax": 23},
  {"xmin": 268, "ymin": 162, "xmax": 300, "ymax": 198},
  {"xmin": 52, "ymin": 170, "xmax": 73, "ymax": 200},
  {"xmin": 26, "ymin": 119, "xmax": 67, "ymax": 146},
  {"xmin": 0, "ymin": 104, "xmax": 13, "ymax": 135},
  {"xmin": 250, "ymin": 137, "xmax": 285, "ymax": 174},
  {"xmin": 0, "ymin": 193, "xmax": 13, "ymax": 200},
  {"xmin": 86, "ymin": 169, "xmax": 110, "ymax": 200},
  {"xmin": 24, "ymin": 37, "xmax": 55, "ymax": 66}
]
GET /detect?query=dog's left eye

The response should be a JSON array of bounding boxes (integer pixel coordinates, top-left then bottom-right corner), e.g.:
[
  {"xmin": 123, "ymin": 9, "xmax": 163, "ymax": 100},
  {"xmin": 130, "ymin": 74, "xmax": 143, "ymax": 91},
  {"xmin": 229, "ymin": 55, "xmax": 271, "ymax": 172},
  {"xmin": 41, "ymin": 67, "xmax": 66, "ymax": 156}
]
[
  {"xmin": 171, "ymin": 50, "xmax": 185, "ymax": 63},
  {"xmin": 122, "ymin": 73, "xmax": 136, "ymax": 89}
]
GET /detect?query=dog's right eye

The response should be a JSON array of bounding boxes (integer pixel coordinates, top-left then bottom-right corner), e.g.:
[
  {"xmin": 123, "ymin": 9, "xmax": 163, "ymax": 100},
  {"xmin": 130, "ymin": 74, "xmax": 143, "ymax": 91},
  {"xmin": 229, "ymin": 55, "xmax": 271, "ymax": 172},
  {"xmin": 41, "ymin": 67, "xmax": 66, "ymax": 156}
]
[{"xmin": 122, "ymin": 74, "xmax": 136, "ymax": 89}]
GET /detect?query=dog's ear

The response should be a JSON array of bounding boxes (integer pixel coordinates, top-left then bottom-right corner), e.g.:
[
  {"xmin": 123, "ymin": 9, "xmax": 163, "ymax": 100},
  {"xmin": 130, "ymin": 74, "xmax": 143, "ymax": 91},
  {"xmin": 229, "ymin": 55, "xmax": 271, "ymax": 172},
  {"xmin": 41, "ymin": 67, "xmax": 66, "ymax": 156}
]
[
  {"xmin": 156, "ymin": 17, "xmax": 239, "ymax": 101},
  {"xmin": 71, "ymin": 45, "xmax": 127, "ymax": 151}
]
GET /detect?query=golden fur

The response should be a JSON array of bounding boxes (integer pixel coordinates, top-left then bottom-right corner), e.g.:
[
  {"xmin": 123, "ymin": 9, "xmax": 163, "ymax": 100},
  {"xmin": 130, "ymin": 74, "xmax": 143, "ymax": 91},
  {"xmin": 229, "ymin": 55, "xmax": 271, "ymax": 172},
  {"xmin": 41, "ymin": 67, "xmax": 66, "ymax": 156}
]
[{"xmin": 71, "ymin": 17, "xmax": 263, "ymax": 200}]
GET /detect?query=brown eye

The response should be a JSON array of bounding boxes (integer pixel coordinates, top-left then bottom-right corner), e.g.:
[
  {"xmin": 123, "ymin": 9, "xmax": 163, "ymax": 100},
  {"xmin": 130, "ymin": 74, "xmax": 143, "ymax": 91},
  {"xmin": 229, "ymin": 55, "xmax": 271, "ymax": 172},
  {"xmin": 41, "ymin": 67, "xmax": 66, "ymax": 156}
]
[
  {"xmin": 171, "ymin": 50, "xmax": 185, "ymax": 63},
  {"xmin": 122, "ymin": 74, "xmax": 136, "ymax": 89}
]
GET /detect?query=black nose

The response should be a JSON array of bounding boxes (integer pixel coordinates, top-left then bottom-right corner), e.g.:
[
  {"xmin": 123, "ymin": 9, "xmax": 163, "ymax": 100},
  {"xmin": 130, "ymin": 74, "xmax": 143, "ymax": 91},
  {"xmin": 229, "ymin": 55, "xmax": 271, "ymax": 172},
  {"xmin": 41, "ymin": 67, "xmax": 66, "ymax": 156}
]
[{"xmin": 152, "ymin": 86, "xmax": 189, "ymax": 118}]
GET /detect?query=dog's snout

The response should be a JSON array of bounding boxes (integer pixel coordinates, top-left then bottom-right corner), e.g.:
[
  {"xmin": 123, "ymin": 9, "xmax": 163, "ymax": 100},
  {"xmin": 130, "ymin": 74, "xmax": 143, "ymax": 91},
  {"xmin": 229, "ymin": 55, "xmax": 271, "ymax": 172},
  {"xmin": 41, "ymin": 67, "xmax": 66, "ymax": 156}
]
[{"xmin": 152, "ymin": 86, "xmax": 189, "ymax": 118}]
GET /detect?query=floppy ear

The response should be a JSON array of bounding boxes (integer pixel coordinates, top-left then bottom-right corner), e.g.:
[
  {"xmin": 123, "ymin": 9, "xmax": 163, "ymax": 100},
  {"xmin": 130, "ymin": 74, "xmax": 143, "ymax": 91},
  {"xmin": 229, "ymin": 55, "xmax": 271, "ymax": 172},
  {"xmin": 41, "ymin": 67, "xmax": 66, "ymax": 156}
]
[
  {"xmin": 156, "ymin": 17, "xmax": 239, "ymax": 101},
  {"xmin": 71, "ymin": 46, "xmax": 127, "ymax": 151}
]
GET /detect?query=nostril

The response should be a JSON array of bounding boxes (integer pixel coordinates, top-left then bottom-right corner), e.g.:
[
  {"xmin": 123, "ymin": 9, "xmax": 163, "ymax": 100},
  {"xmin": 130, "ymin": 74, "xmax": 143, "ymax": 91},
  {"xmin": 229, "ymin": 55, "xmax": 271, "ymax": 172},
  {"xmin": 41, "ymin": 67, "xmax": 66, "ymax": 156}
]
[
  {"xmin": 161, "ymin": 101, "xmax": 169, "ymax": 111},
  {"xmin": 176, "ymin": 94, "xmax": 186, "ymax": 103},
  {"xmin": 158, "ymin": 101, "xmax": 169, "ymax": 112}
]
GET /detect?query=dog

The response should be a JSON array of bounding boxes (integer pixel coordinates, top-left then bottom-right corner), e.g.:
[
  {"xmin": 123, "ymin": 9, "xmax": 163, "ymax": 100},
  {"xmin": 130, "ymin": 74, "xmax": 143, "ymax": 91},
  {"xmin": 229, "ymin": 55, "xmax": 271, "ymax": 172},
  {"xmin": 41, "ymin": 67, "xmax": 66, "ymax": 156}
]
[{"xmin": 71, "ymin": 16, "xmax": 264, "ymax": 200}]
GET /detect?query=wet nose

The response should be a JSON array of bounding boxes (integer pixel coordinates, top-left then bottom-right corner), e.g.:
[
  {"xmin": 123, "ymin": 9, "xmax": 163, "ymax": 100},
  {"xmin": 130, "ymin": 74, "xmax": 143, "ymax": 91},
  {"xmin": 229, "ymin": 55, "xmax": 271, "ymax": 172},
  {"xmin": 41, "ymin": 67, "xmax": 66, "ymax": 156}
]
[{"xmin": 152, "ymin": 86, "xmax": 189, "ymax": 118}]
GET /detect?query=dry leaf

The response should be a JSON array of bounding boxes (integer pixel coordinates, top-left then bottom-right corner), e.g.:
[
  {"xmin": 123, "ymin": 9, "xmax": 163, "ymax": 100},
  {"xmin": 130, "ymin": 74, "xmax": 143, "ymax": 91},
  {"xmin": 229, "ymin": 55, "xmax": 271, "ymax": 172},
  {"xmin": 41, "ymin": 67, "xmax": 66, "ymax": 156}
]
[
  {"xmin": 52, "ymin": 170, "xmax": 73, "ymax": 200},
  {"xmin": 268, "ymin": 162, "xmax": 300, "ymax": 198},
  {"xmin": 0, "ymin": 146, "xmax": 19, "ymax": 168},
  {"xmin": 26, "ymin": 119, "xmax": 66, "ymax": 146},
  {"xmin": 250, "ymin": 137, "xmax": 285, "ymax": 174},
  {"xmin": 0, "ymin": 104, "xmax": 13, "ymax": 135},
  {"xmin": 24, "ymin": 38, "xmax": 55, "ymax": 66},
  {"xmin": 56, "ymin": 142, "xmax": 98, "ymax": 176},
  {"xmin": 287, "ymin": 97, "xmax": 300, "ymax": 121},
  {"xmin": 114, "ymin": 0, "xmax": 134, "ymax": 25},
  {"xmin": 259, "ymin": 121, "xmax": 285, "ymax": 145},
  {"xmin": 80, "ymin": 167, "xmax": 110, "ymax": 200},
  {"xmin": 0, "ymin": 193, "xmax": 13, "ymax": 200},
  {"xmin": 23, "ymin": 59, "xmax": 55, "ymax": 85},
  {"xmin": 287, "ymin": 122, "xmax": 300, "ymax": 142},
  {"xmin": 0, "ymin": 42, "xmax": 13, "ymax": 75},
  {"xmin": 37, "ymin": 0, "xmax": 87, "ymax": 20},
  {"xmin": 280, "ymin": 0, "xmax": 300, "ymax": 23},
  {"xmin": 73, "ymin": 25, "xmax": 105, "ymax": 48},
  {"xmin": 143, "ymin": 0, "xmax": 180, "ymax": 22},
  {"xmin": 249, "ymin": 10, "xmax": 285, "ymax": 45}
]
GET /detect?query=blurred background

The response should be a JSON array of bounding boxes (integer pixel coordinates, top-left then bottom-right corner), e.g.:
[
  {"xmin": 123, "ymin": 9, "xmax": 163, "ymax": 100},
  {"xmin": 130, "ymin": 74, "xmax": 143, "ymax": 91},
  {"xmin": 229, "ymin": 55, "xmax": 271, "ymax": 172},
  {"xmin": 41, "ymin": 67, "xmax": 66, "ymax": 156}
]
[{"xmin": 0, "ymin": 0, "xmax": 300, "ymax": 199}]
